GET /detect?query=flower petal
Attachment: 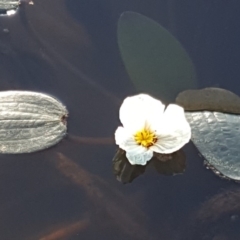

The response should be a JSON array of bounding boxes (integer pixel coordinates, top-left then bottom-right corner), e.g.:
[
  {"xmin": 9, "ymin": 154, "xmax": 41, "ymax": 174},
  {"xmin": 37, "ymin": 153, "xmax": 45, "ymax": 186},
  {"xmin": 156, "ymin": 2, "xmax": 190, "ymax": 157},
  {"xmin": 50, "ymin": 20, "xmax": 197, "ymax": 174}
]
[
  {"xmin": 119, "ymin": 94, "xmax": 165, "ymax": 132},
  {"xmin": 123, "ymin": 143, "xmax": 146, "ymax": 154},
  {"xmin": 126, "ymin": 150, "xmax": 153, "ymax": 165},
  {"xmin": 115, "ymin": 126, "xmax": 127, "ymax": 145},
  {"xmin": 151, "ymin": 104, "xmax": 191, "ymax": 154},
  {"xmin": 115, "ymin": 126, "xmax": 147, "ymax": 154}
]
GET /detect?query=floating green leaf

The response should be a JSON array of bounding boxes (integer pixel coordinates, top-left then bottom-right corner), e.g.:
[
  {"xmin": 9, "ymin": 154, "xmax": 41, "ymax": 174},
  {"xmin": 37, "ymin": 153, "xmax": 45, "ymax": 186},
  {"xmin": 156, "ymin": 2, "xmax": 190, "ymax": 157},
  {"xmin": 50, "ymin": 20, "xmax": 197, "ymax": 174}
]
[{"xmin": 118, "ymin": 11, "xmax": 197, "ymax": 103}]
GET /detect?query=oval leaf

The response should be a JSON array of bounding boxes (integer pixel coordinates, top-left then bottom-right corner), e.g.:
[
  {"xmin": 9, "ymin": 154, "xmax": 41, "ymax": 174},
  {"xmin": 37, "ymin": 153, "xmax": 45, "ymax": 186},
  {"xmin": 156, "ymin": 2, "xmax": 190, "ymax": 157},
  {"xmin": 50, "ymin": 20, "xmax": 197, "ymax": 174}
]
[
  {"xmin": 185, "ymin": 111, "xmax": 240, "ymax": 180},
  {"xmin": 118, "ymin": 11, "xmax": 197, "ymax": 103},
  {"xmin": 176, "ymin": 88, "xmax": 240, "ymax": 114},
  {"xmin": 0, "ymin": 91, "xmax": 68, "ymax": 154}
]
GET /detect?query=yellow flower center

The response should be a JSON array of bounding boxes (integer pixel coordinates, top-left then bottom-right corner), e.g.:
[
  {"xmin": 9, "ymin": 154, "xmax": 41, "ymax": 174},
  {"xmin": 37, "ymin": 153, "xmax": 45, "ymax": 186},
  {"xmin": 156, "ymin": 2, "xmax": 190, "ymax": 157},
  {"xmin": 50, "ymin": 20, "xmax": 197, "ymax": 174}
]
[{"xmin": 134, "ymin": 128, "xmax": 157, "ymax": 148}]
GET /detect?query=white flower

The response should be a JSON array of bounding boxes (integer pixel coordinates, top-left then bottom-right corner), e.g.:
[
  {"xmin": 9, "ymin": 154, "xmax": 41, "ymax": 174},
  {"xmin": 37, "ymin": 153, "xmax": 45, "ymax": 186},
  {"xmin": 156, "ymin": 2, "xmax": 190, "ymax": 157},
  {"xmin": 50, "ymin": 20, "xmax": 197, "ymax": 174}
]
[{"xmin": 115, "ymin": 94, "xmax": 191, "ymax": 165}]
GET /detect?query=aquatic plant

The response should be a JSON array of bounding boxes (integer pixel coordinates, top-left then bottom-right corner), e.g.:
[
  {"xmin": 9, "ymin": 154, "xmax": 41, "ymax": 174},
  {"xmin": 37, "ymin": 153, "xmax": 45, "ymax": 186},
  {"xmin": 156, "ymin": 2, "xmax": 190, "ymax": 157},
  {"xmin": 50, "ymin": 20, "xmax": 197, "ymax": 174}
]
[
  {"xmin": 116, "ymin": 11, "xmax": 240, "ymax": 182},
  {"xmin": 115, "ymin": 94, "xmax": 191, "ymax": 165}
]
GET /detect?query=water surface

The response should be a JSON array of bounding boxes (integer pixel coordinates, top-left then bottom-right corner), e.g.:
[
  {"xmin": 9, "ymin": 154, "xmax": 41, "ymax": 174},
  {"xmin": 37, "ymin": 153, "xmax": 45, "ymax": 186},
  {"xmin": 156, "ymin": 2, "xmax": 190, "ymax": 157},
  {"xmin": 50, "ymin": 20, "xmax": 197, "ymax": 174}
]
[{"xmin": 0, "ymin": 0, "xmax": 240, "ymax": 239}]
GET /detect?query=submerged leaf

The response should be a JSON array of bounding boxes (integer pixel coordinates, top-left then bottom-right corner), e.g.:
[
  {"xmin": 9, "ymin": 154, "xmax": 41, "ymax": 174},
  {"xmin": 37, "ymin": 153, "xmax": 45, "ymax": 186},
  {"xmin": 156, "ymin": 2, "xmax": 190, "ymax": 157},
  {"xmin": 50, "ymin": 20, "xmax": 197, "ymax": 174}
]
[
  {"xmin": 176, "ymin": 88, "xmax": 240, "ymax": 114},
  {"xmin": 185, "ymin": 111, "xmax": 240, "ymax": 180},
  {"xmin": 118, "ymin": 11, "xmax": 197, "ymax": 103},
  {"xmin": 0, "ymin": 91, "xmax": 68, "ymax": 154}
]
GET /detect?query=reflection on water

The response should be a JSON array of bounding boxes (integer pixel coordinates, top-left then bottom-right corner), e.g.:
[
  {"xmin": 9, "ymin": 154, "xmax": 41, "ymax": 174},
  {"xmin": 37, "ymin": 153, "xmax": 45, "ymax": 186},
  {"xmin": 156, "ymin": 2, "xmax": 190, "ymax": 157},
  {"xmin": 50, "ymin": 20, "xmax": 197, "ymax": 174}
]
[{"xmin": 0, "ymin": 0, "xmax": 239, "ymax": 239}]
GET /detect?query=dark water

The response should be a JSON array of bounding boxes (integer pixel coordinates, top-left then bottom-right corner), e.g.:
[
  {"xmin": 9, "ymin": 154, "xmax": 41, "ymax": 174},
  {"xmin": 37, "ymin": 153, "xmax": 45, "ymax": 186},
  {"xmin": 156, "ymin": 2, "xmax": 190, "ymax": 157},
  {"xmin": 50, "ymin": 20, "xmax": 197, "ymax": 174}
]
[{"xmin": 0, "ymin": 0, "xmax": 240, "ymax": 239}]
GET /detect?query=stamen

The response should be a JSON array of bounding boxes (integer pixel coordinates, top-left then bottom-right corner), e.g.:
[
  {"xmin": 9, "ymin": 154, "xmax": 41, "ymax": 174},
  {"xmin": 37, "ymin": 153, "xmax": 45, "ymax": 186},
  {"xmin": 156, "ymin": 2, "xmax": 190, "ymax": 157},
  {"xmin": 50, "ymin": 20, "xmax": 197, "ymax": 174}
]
[{"xmin": 134, "ymin": 128, "xmax": 157, "ymax": 148}]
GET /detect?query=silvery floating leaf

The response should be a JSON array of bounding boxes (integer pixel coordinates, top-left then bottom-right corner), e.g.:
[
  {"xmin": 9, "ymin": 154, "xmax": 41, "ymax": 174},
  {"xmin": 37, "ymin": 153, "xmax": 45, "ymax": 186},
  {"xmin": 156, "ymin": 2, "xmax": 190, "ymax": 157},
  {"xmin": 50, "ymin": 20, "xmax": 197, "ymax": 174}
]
[
  {"xmin": 176, "ymin": 88, "xmax": 240, "ymax": 180},
  {"xmin": 0, "ymin": 91, "xmax": 68, "ymax": 154},
  {"xmin": 118, "ymin": 11, "xmax": 197, "ymax": 103},
  {"xmin": 0, "ymin": 0, "xmax": 19, "ymax": 15},
  {"xmin": 176, "ymin": 88, "xmax": 240, "ymax": 114},
  {"xmin": 185, "ymin": 111, "xmax": 240, "ymax": 180}
]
